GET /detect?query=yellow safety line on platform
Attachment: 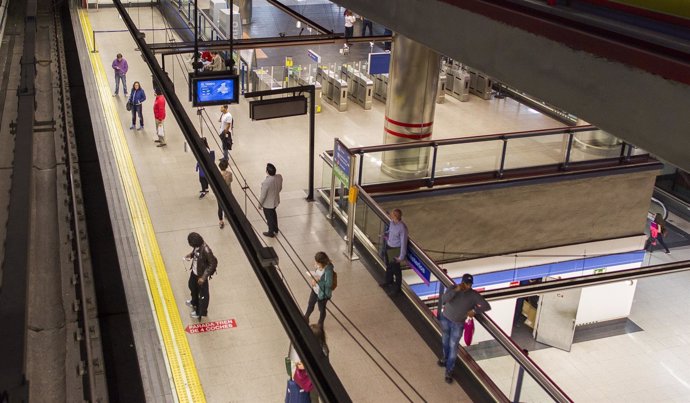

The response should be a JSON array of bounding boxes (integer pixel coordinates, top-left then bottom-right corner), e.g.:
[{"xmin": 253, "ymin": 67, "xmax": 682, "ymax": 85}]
[{"xmin": 78, "ymin": 9, "xmax": 205, "ymax": 403}]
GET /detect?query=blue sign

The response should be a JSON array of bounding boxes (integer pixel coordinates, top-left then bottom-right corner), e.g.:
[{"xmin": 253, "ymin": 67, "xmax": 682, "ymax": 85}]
[
  {"xmin": 368, "ymin": 52, "xmax": 391, "ymax": 75},
  {"xmin": 406, "ymin": 248, "xmax": 431, "ymax": 286},
  {"xmin": 334, "ymin": 139, "xmax": 351, "ymax": 177},
  {"xmin": 307, "ymin": 49, "xmax": 321, "ymax": 63}
]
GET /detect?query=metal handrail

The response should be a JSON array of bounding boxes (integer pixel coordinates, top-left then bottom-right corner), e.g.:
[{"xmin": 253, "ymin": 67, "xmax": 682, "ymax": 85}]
[
  {"xmin": 355, "ymin": 184, "xmax": 573, "ymax": 402},
  {"xmin": 345, "ymin": 125, "xmax": 594, "ymax": 154}
]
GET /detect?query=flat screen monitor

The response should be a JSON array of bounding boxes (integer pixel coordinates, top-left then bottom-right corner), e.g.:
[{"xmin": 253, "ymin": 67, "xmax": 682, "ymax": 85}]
[
  {"xmin": 368, "ymin": 52, "xmax": 391, "ymax": 75},
  {"xmin": 191, "ymin": 74, "xmax": 239, "ymax": 106}
]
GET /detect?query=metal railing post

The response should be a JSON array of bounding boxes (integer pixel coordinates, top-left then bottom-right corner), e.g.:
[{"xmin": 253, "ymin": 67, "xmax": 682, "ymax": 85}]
[
  {"xmin": 497, "ymin": 138, "xmax": 508, "ymax": 178},
  {"xmin": 562, "ymin": 131, "xmax": 574, "ymax": 170},
  {"xmin": 357, "ymin": 150, "xmax": 364, "ymax": 186},
  {"xmin": 92, "ymin": 30, "xmax": 97, "ymax": 53},
  {"xmin": 428, "ymin": 143, "xmax": 438, "ymax": 187}
]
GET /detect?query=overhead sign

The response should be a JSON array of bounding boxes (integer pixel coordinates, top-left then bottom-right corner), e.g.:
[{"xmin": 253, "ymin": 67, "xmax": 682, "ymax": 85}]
[
  {"xmin": 185, "ymin": 318, "xmax": 237, "ymax": 334},
  {"xmin": 406, "ymin": 249, "xmax": 431, "ymax": 286},
  {"xmin": 368, "ymin": 52, "xmax": 391, "ymax": 75},
  {"xmin": 249, "ymin": 96, "xmax": 307, "ymax": 121},
  {"xmin": 333, "ymin": 139, "xmax": 352, "ymax": 186},
  {"xmin": 307, "ymin": 49, "xmax": 321, "ymax": 63}
]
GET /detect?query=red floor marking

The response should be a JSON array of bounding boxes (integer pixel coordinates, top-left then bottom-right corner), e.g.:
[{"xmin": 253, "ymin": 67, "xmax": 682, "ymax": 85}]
[{"xmin": 185, "ymin": 318, "xmax": 237, "ymax": 334}]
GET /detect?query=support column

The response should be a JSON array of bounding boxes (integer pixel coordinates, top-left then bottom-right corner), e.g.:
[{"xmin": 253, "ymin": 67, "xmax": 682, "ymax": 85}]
[
  {"xmin": 238, "ymin": 0, "xmax": 251, "ymax": 24},
  {"xmin": 381, "ymin": 34, "xmax": 441, "ymax": 179}
]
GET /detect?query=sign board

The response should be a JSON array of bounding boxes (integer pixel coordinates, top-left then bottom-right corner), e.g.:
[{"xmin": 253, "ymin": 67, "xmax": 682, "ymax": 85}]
[
  {"xmin": 285, "ymin": 57, "xmax": 293, "ymax": 67},
  {"xmin": 249, "ymin": 96, "xmax": 307, "ymax": 121},
  {"xmin": 368, "ymin": 52, "xmax": 391, "ymax": 75},
  {"xmin": 406, "ymin": 249, "xmax": 431, "ymax": 286},
  {"xmin": 333, "ymin": 139, "xmax": 352, "ymax": 187},
  {"xmin": 307, "ymin": 49, "xmax": 321, "ymax": 63},
  {"xmin": 185, "ymin": 318, "xmax": 237, "ymax": 334}
]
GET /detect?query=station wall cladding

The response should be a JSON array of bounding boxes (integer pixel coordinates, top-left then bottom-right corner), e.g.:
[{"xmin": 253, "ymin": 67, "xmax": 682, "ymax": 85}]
[{"xmin": 376, "ymin": 169, "xmax": 659, "ymax": 262}]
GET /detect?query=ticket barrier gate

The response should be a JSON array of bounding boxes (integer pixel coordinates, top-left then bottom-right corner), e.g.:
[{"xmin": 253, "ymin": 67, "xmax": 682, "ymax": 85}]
[
  {"xmin": 373, "ymin": 73, "xmax": 388, "ymax": 102},
  {"xmin": 329, "ymin": 70, "xmax": 348, "ymax": 112},
  {"xmin": 445, "ymin": 68, "xmax": 470, "ymax": 102},
  {"xmin": 437, "ymin": 74, "xmax": 446, "ymax": 104},
  {"xmin": 316, "ymin": 66, "xmax": 333, "ymax": 105},
  {"xmin": 297, "ymin": 76, "xmax": 322, "ymax": 113},
  {"xmin": 468, "ymin": 68, "xmax": 493, "ymax": 100},
  {"xmin": 250, "ymin": 69, "xmax": 282, "ymax": 93},
  {"xmin": 340, "ymin": 66, "xmax": 373, "ymax": 110}
]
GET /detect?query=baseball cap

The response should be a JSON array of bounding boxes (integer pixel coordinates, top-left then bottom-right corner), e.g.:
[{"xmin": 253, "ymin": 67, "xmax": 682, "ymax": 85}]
[{"xmin": 461, "ymin": 273, "xmax": 474, "ymax": 285}]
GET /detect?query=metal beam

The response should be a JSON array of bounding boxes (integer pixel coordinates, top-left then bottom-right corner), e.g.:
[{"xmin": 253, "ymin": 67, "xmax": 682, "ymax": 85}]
[{"xmin": 148, "ymin": 34, "xmax": 392, "ymax": 54}]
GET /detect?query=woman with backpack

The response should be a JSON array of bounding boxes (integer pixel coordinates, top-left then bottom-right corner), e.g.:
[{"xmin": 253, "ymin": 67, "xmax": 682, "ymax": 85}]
[{"xmin": 304, "ymin": 252, "xmax": 335, "ymax": 328}]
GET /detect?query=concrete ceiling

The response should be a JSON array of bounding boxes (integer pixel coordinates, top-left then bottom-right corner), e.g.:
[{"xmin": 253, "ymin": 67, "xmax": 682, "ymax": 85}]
[{"xmin": 333, "ymin": 0, "xmax": 690, "ymax": 172}]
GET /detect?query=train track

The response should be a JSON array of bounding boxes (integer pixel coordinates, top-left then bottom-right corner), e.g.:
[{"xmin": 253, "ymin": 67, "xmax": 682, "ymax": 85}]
[{"xmin": 0, "ymin": 0, "xmax": 108, "ymax": 401}]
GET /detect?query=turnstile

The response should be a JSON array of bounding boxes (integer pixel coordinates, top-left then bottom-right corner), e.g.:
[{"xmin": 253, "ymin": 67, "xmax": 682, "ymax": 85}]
[
  {"xmin": 373, "ymin": 73, "xmax": 388, "ymax": 102},
  {"xmin": 250, "ymin": 69, "xmax": 282, "ymax": 92},
  {"xmin": 297, "ymin": 76, "xmax": 322, "ymax": 113},
  {"xmin": 340, "ymin": 65, "xmax": 373, "ymax": 110},
  {"xmin": 329, "ymin": 70, "xmax": 348, "ymax": 112},
  {"xmin": 446, "ymin": 69, "xmax": 470, "ymax": 102},
  {"xmin": 468, "ymin": 68, "xmax": 493, "ymax": 100},
  {"xmin": 437, "ymin": 74, "xmax": 446, "ymax": 104}
]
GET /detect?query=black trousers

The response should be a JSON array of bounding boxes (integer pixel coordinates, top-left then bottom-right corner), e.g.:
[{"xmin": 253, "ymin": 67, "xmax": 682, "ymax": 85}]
[
  {"xmin": 199, "ymin": 176, "xmax": 209, "ymax": 192},
  {"xmin": 264, "ymin": 207, "xmax": 278, "ymax": 234},
  {"xmin": 305, "ymin": 291, "xmax": 328, "ymax": 326},
  {"xmin": 188, "ymin": 272, "xmax": 210, "ymax": 316},
  {"xmin": 362, "ymin": 20, "xmax": 373, "ymax": 36},
  {"xmin": 131, "ymin": 104, "xmax": 143, "ymax": 126},
  {"xmin": 645, "ymin": 234, "xmax": 670, "ymax": 253},
  {"xmin": 385, "ymin": 246, "xmax": 402, "ymax": 291}
]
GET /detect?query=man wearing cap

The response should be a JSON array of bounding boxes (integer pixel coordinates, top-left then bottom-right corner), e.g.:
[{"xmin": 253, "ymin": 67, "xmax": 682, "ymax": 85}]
[{"xmin": 438, "ymin": 273, "xmax": 491, "ymax": 384}]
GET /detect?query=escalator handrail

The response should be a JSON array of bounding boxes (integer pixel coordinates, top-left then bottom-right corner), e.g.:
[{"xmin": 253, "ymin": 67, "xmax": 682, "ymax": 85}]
[
  {"xmin": 482, "ymin": 259, "xmax": 690, "ymax": 301},
  {"xmin": 354, "ymin": 184, "xmax": 573, "ymax": 403}
]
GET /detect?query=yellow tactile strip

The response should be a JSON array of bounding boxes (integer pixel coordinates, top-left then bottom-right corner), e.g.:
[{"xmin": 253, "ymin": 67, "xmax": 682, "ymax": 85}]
[{"xmin": 78, "ymin": 9, "xmax": 205, "ymax": 403}]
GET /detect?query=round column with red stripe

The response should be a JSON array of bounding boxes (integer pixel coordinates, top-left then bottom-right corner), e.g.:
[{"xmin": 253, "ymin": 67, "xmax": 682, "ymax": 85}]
[{"xmin": 382, "ymin": 34, "xmax": 441, "ymax": 179}]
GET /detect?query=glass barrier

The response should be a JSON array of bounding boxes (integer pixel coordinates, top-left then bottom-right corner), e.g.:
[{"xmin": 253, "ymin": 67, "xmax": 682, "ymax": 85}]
[
  {"xmin": 434, "ymin": 140, "xmax": 504, "ymax": 178},
  {"xmin": 503, "ymin": 134, "xmax": 566, "ymax": 170},
  {"xmin": 347, "ymin": 182, "xmax": 572, "ymax": 402}
]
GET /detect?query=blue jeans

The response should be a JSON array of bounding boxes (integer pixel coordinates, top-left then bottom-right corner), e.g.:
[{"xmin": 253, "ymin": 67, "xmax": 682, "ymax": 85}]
[
  {"xmin": 115, "ymin": 74, "xmax": 127, "ymax": 95},
  {"xmin": 441, "ymin": 312, "xmax": 464, "ymax": 375}
]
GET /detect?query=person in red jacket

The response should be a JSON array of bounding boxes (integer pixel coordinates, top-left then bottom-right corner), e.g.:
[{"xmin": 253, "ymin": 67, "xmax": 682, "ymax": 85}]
[{"xmin": 153, "ymin": 89, "xmax": 167, "ymax": 147}]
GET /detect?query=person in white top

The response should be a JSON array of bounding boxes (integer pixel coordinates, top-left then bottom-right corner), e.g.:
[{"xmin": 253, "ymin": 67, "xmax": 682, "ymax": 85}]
[
  {"xmin": 344, "ymin": 10, "xmax": 356, "ymax": 46},
  {"xmin": 218, "ymin": 104, "xmax": 233, "ymax": 161}
]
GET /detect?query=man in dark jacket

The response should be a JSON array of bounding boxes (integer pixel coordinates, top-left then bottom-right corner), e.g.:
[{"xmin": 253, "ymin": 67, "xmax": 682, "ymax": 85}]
[
  {"xmin": 184, "ymin": 232, "xmax": 218, "ymax": 320},
  {"xmin": 438, "ymin": 273, "xmax": 491, "ymax": 383}
]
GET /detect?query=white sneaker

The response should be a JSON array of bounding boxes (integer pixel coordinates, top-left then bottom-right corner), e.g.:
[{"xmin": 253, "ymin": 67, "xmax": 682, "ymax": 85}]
[
  {"xmin": 190, "ymin": 311, "xmax": 200, "ymax": 319},
  {"xmin": 185, "ymin": 299, "xmax": 193, "ymax": 307}
]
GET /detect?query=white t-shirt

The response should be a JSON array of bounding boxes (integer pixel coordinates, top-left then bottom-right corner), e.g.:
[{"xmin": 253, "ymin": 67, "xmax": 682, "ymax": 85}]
[
  {"xmin": 344, "ymin": 15, "xmax": 356, "ymax": 28},
  {"xmin": 219, "ymin": 111, "xmax": 233, "ymax": 134}
]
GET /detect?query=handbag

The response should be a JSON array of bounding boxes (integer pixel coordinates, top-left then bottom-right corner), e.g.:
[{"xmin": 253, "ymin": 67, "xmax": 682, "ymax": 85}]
[
  {"xmin": 126, "ymin": 100, "xmax": 132, "ymax": 111},
  {"xmin": 463, "ymin": 317, "xmax": 475, "ymax": 346}
]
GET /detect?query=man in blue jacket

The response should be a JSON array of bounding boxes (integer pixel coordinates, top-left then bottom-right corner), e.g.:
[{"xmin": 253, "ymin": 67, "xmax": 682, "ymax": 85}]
[{"xmin": 438, "ymin": 273, "xmax": 491, "ymax": 384}]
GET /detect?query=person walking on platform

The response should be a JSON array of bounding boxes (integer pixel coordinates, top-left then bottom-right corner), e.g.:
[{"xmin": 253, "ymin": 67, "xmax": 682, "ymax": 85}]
[
  {"xmin": 184, "ymin": 232, "xmax": 218, "ymax": 320},
  {"xmin": 379, "ymin": 208, "xmax": 408, "ymax": 296},
  {"xmin": 218, "ymin": 104, "xmax": 233, "ymax": 161},
  {"xmin": 153, "ymin": 88, "xmax": 167, "ymax": 147},
  {"xmin": 196, "ymin": 137, "xmax": 215, "ymax": 199},
  {"xmin": 343, "ymin": 10, "xmax": 356, "ymax": 48},
  {"xmin": 361, "ymin": 16, "xmax": 373, "ymax": 36},
  {"xmin": 217, "ymin": 159, "xmax": 233, "ymax": 229},
  {"xmin": 259, "ymin": 163, "xmax": 283, "ymax": 237},
  {"xmin": 645, "ymin": 213, "xmax": 671, "ymax": 254},
  {"xmin": 304, "ymin": 252, "xmax": 335, "ymax": 328},
  {"xmin": 438, "ymin": 273, "xmax": 491, "ymax": 384},
  {"xmin": 128, "ymin": 81, "xmax": 146, "ymax": 130},
  {"xmin": 112, "ymin": 53, "xmax": 128, "ymax": 96}
]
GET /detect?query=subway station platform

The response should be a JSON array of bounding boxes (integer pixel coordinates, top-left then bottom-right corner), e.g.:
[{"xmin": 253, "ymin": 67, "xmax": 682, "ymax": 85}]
[{"xmin": 74, "ymin": 3, "xmax": 690, "ymax": 403}]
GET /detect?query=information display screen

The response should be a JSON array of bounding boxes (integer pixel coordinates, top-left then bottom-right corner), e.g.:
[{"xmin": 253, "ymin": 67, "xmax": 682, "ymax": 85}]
[
  {"xmin": 368, "ymin": 52, "xmax": 391, "ymax": 75},
  {"xmin": 192, "ymin": 74, "xmax": 239, "ymax": 106}
]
